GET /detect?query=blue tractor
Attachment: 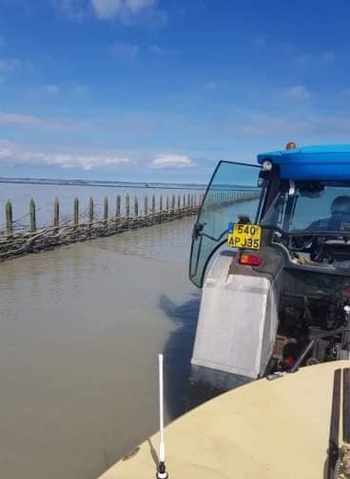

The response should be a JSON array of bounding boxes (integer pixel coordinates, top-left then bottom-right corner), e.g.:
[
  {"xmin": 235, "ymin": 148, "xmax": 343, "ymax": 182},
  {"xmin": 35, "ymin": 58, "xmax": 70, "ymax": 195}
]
[{"xmin": 189, "ymin": 144, "xmax": 350, "ymax": 389}]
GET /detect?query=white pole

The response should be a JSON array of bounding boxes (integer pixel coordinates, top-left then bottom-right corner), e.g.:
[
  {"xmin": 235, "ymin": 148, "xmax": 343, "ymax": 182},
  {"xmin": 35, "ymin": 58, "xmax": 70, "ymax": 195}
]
[{"xmin": 158, "ymin": 353, "xmax": 165, "ymax": 462}]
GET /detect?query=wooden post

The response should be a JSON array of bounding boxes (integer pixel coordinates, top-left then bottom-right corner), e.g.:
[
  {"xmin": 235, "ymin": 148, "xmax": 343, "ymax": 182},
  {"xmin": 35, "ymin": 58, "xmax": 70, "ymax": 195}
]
[
  {"xmin": 53, "ymin": 197, "xmax": 60, "ymax": 227},
  {"xmin": 73, "ymin": 197, "xmax": 79, "ymax": 226},
  {"xmin": 29, "ymin": 198, "xmax": 36, "ymax": 232},
  {"xmin": 172, "ymin": 194, "xmax": 175, "ymax": 210},
  {"xmin": 104, "ymin": 196, "xmax": 109, "ymax": 223},
  {"xmin": 144, "ymin": 196, "xmax": 148, "ymax": 216},
  {"xmin": 183, "ymin": 194, "xmax": 186, "ymax": 208},
  {"xmin": 188, "ymin": 193, "xmax": 191, "ymax": 207},
  {"xmin": 177, "ymin": 195, "xmax": 181, "ymax": 209},
  {"xmin": 125, "ymin": 194, "xmax": 130, "ymax": 217},
  {"xmin": 5, "ymin": 200, "xmax": 13, "ymax": 237},
  {"xmin": 152, "ymin": 194, "xmax": 156, "ymax": 213},
  {"xmin": 116, "ymin": 195, "xmax": 121, "ymax": 217},
  {"xmin": 134, "ymin": 195, "xmax": 139, "ymax": 217},
  {"xmin": 166, "ymin": 195, "xmax": 169, "ymax": 211},
  {"xmin": 88, "ymin": 197, "xmax": 94, "ymax": 224},
  {"xmin": 159, "ymin": 195, "xmax": 163, "ymax": 211}
]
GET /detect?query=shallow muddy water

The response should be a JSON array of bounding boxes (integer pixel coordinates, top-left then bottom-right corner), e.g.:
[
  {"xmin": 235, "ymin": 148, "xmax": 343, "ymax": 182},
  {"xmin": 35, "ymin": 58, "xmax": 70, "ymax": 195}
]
[{"xmin": 0, "ymin": 217, "xmax": 201, "ymax": 479}]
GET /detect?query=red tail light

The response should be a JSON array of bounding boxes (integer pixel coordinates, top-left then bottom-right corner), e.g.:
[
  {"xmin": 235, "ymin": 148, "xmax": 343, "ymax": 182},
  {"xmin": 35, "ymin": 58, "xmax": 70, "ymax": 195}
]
[{"xmin": 238, "ymin": 254, "xmax": 261, "ymax": 266}]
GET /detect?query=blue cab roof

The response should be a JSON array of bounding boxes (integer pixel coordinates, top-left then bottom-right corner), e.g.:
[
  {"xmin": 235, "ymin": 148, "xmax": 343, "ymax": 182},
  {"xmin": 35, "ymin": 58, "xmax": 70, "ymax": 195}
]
[{"xmin": 257, "ymin": 145, "xmax": 350, "ymax": 180}]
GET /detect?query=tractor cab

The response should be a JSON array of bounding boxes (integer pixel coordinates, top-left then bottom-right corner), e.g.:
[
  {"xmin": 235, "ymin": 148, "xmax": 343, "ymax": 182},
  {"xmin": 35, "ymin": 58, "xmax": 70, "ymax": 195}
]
[{"xmin": 189, "ymin": 144, "xmax": 350, "ymax": 390}]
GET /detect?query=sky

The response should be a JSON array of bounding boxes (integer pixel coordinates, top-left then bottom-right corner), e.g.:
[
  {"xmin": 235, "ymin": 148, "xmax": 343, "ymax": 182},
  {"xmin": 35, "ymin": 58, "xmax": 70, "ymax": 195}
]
[{"xmin": 1, "ymin": 0, "xmax": 350, "ymax": 184}]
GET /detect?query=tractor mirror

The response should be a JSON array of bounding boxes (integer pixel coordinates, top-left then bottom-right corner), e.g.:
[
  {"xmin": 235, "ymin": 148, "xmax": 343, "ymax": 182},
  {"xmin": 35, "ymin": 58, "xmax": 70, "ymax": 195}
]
[{"xmin": 237, "ymin": 214, "xmax": 251, "ymax": 224}]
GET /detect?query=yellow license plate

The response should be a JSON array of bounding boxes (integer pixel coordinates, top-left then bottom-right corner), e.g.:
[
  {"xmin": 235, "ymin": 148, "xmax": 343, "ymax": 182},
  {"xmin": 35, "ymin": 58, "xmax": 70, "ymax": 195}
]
[{"xmin": 227, "ymin": 224, "xmax": 262, "ymax": 250}]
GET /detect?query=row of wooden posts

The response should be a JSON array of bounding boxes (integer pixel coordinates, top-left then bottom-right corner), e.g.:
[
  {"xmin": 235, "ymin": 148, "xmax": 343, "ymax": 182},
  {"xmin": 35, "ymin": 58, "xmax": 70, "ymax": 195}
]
[
  {"xmin": 0, "ymin": 189, "xmax": 260, "ymax": 261},
  {"xmin": 3, "ymin": 189, "xmax": 260, "ymax": 236},
  {"xmin": 4, "ymin": 192, "xmax": 204, "ymax": 236}
]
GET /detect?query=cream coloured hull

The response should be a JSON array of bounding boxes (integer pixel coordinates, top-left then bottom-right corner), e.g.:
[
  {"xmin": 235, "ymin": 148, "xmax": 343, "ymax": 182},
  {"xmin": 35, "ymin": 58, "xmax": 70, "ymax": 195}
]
[{"xmin": 98, "ymin": 360, "xmax": 350, "ymax": 479}]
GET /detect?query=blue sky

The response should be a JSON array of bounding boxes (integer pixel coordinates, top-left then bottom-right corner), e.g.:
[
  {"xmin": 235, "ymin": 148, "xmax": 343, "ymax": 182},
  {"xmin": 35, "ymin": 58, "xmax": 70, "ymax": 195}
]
[{"xmin": 0, "ymin": 0, "xmax": 350, "ymax": 183}]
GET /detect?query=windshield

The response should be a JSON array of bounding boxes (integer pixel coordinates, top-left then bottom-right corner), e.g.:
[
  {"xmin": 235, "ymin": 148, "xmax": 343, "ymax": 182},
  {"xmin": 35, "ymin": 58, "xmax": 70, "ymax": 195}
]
[
  {"xmin": 261, "ymin": 181, "xmax": 350, "ymax": 235},
  {"xmin": 189, "ymin": 161, "xmax": 262, "ymax": 288}
]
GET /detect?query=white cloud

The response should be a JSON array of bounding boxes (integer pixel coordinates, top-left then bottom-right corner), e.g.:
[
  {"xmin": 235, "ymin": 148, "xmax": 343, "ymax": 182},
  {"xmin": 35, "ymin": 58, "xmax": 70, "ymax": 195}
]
[
  {"xmin": 29, "ymin": 84, "xmax": 88, "ymax": 97},
  {"xmin": 149, "ymin": 44, "xmax": 163, "ymax": 54},
  {"xmin": 91, "ymin": 0, "xmax": 155, "ymax": 18},
  {"xmin": 91, "ymin": 0, "xmax": 123, "ymax": 17},
  {"xmin": 295, "ymin": 51, "xmax": 336, "ymax": 69},
  {"xmin": 111, "ymin": 42, "xmax": 139, "ymax": 60},
  {"xmin": 150, "ymin": 154, "xmax": 195, "ymax": 169},
  {"xmin": 285, "ymin": 85, "xmax": 310, "ymax": 101},
  {"xmin": 0, "ymin": 140, "xmax": 12, "ymax": 158},
  {"xmin": 0, "ymin": 139, "xmax": 131, "ymax": 170},
  {"xmin": 53, "ymin": 0, "xmax": 86, "ymax": 20},
  {"xmin": 0, "ymin": 58, "xmax": 21, "ymax": 74},
  {"xmin": 149, "ymin": 44, "xmax": 180, "ymax": 57},
  {"xmin": 236, "ymin": 112, "xmax": 350, "ymax": 139},
  {"xmin": 42, "ymin": 84, "xmax": 60, "ymax": 94},
  {"xmin": 72, "ymin": 84, "xmax": 89, "ymax": 94},
  {"xmin": 54, "ymin": 0, "xmax": 164, "ymax": 23},
  {"xmin": 0, "ymin": 111, "xmax": 90, "ymax": 131},
  {"xmin": 125, "ymin": 0, "xmax": 155, "ymax": 13},
  {"xmin": 0, "ymin": 112, "xmax": 46, "ymax": 127},
  {"xmin": 238, "ymin": 114, "xmax": 311, "ymax": 137}
]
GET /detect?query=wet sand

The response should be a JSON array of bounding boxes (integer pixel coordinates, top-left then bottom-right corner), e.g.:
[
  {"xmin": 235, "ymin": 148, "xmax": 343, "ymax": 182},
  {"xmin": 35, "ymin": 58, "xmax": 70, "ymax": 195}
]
[{"xmin": 0, "ymin": 217, "xmax": 200, "ymax": 479}]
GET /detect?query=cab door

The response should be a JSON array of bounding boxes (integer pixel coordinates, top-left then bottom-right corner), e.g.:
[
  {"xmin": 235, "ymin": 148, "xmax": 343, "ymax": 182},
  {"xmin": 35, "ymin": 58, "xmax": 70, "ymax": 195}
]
[{"xmin": 189, "ymin": 161, "xmax": 262, "ymax": 288}]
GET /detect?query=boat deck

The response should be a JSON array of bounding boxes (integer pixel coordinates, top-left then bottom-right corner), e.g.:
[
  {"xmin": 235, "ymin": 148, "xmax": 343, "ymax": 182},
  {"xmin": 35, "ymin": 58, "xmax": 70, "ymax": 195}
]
[{"xmin": 98, "ymin": 360, "xmax": 350, "ymax": 479}]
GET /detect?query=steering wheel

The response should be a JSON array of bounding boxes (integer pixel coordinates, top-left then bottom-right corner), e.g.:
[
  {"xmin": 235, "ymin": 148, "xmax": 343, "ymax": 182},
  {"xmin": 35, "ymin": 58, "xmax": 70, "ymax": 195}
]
[
  {"xmin": 262, "ymin": 224, "xmax": 315, "ymax": 252},
  {"xmin": 289, "ymin": 236, "xmax": 314, "ymax": 251}
]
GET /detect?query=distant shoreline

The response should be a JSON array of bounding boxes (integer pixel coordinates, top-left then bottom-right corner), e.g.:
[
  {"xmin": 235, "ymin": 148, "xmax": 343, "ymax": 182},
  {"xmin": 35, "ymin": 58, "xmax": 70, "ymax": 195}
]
[{"xmin": 0, "ymin": 177, "xmax": 206, "ymax": 190}]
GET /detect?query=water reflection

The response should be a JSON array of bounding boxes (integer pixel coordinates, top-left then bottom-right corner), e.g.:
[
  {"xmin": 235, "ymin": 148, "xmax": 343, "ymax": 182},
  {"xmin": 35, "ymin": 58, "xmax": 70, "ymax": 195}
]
[{"xmin": 159, "ymin": 293, "xmax": 201, "ymax": 418}]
